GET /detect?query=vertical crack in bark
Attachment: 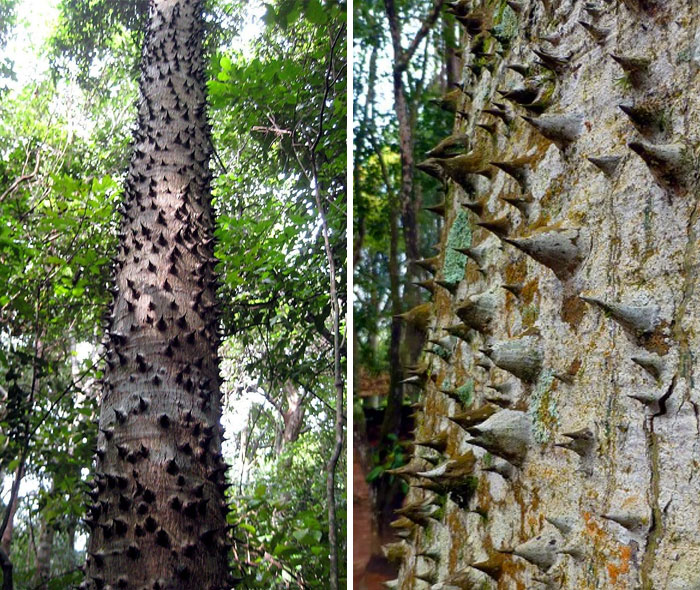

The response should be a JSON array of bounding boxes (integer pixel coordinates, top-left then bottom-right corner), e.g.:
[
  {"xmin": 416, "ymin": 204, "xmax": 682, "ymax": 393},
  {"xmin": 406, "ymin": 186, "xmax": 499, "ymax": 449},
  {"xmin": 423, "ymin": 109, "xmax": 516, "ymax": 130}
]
[
  {"xmin": 641, "ymin": 377, "xmax": 675, "ymax": 588},
  {"xmin": 640, "ymin": 156, "xmax": 700, "ymax": 589},
  {"xmin": 640, "ymin": 415, "xmax": 660, "ymax": 590}
]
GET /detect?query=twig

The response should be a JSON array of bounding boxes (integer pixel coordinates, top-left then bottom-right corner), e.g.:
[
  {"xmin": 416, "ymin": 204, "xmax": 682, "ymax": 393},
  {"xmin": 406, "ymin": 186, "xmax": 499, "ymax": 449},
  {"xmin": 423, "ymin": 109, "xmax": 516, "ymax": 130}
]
[{"xmin": 0, "ymin": 149, "xmax": 41, "ymax": 204}]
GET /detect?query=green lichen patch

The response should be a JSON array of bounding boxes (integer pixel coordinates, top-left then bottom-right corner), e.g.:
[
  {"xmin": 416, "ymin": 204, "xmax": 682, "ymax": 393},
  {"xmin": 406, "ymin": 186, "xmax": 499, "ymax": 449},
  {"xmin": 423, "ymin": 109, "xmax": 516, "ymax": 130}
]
[
  {"xmin": 454, "ymin": 379, "xmax": 475, "ymax": 406},
  {"xmin": 442, "ymin": 209, "xmax": 472, "ymax": 286},
  {"xmin": 529, "ymin": 369, "xmax": 559, "ymax": 443},
  {"xmin": 430, "ymin": 344, "xmax": 452, "ymax": 361},
  {"xmin": 491, "ymin": 2, "xmax": 519, "ymax": 49},
  {"xmin": 521, "ymin": 303, "xmax": 539, "ymax": 327}
]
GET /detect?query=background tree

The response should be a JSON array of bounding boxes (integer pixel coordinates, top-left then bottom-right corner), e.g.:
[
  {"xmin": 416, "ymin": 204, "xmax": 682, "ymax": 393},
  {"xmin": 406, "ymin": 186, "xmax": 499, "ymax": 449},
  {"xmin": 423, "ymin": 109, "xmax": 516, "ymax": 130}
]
[{"xmin": 352, "ymin": 0, "xmax": 454, "ymax": 579}]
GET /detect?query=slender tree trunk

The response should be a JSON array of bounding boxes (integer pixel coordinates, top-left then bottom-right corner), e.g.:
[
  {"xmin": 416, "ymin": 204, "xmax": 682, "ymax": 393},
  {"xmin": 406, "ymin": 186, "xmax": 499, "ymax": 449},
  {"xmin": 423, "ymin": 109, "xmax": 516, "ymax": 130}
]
[
  {"xmin": 442, "ymin": 17, "xmax": 458, "ymax": 89},
  {"xmin": 84, "ymin": 1, "xmax": 230, "ymax": 588},
  {"xmin": 0, "ymin": 463, "xmax": 24, "ymax": 556},
  {"xmin": 380, "ymin": 0, "xmax": 444, "ymax": 443},
  {"xmin": 33, "ymin": 477, "xmax": 56, "ymax": 590},
  {"xmin": 390, "ymin": 66, "xmax": 420, "ymax": 263},
  {"xmin": 33, "ymin": 517, "xmax": 54, "ymax": 590},
  {"xmin": 274, "ymin": 381, "xmax": 306, "ymax": 455},
  {"xmin": 0, "ymin": 548, "xmax": 11, "ymax": 590},
  {"xmin": 362, "ymin": 43, "xmax": 404, "ymax": 444},
  {"xmin": 381, "ymin": 183, "xmax": 403, "ymax": 443}
]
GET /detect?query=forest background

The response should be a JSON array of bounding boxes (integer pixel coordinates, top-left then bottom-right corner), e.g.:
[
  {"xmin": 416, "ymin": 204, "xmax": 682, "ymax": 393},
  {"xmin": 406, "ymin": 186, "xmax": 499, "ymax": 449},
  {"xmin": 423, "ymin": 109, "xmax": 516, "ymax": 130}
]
[
  {"xmin": 0, "ymin": 0, "xmax": 346, "ymax": 588},
  {"xmin": 353, "ymin": 0, "xmax": 456, "ymax": 582}
]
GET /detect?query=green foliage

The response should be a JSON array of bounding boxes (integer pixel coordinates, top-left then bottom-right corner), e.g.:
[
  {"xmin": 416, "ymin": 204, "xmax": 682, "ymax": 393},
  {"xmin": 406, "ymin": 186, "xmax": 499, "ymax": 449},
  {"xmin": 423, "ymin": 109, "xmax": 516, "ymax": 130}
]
[
  {"xmin": 365, "ymin": 433, "xmax": 408, "ymax": 493},
  {"xmin": 210, "ymin": 0, "xmax": 346, "ymax": 393},
  {"xmin": 353, "ymin": 0, "xmax": 453, "ymax": 374},
  {"xmin": 229, "ymin": 432, "xmax": 347, "ymax": 589},
  {"xmin": 0, "ymin": 0, "xmax": 17, "ymax": 90},
  {"xmin": 49, "ymin": 0, "xmax": 147, "ymax": 86}
]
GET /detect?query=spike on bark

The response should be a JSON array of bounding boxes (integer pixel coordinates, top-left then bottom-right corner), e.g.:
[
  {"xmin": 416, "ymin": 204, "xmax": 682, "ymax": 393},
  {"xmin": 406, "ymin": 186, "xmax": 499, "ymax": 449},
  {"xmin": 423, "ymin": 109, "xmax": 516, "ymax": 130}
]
[
  {"xmin": 467, "ymin": 409, "xmax": 532, "ymax": 465},
  {"xmin": 504, "ymin": 227, "xmax": 584, "ymax": 280},
  {"xmin": 522, "ymin": 113, "xmax": 583, "ymax": 150}
]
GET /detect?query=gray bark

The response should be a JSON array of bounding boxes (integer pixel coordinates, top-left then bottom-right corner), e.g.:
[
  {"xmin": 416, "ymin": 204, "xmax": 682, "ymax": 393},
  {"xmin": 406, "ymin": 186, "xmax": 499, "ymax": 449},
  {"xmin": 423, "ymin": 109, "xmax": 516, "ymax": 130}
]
[
  {"xmin": 33, "ymin": 518, "xmax": 53, "ymax": 590},
  {"xmin": 83, "ymin": 0, "xmax": 230, "ymax": 588},
  {"xmin": 391, "ymin": 1, "xmax": 700, "ymax": 589}
]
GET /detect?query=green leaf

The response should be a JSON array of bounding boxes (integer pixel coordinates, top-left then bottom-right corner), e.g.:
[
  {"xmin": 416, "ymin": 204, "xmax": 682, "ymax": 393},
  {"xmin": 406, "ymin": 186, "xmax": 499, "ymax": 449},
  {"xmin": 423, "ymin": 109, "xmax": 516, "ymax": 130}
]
[
  {"xmin": 305, "ymin": 0, "xmax": 327, "ymax": 25},
  {"xmin": 366, "ymin": 465, "xmax": 384, "ymax": 482},
  {"xmin": 292, "ymin": 528, "xmax": 309, "ymax": 541}
]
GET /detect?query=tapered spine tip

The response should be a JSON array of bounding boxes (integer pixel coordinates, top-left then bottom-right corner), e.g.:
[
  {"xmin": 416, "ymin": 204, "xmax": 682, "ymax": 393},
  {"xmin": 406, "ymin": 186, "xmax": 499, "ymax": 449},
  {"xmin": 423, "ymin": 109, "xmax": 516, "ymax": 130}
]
[
  {"xmin": 587, "ymin": 155, "xmax": 622, "ymax": 176},
  {"xmin": 504, "ymin": 227, "xmax": 583, "ymax": 279},
  {"xmin": 522, "ymin": 113, "xmax": 583, "ymax": 149}
]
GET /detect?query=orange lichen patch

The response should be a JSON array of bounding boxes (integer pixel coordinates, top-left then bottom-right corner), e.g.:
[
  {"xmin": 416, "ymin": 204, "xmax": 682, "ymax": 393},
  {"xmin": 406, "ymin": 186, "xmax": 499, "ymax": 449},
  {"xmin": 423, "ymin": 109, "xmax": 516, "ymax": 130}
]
[
  {"xmin": 527, "ymin": 513, "xmax": 539, "ymax": 530},
  {"xmin": 567, "ymin": 357, "xmax": 582, "ymax": 377},
  {"xmin": 504, "ymin": 257, "xmax": 528, "ymax": 285},
  {"xmin": 502, "ymin": 556, "xmax": 526, "ymax": 589},
  {"xmin": 640, "ymin": 321, "xmax": 671, "ymax": 355},
  {"xmin": 607, "ymin": 544, "xmax": 632, "ymax": 585},
  {"xmin": 582, "ymin": 511, "xmax": 607, "ymax": 545},
  {"xmin": 521, "ymin": 278, "xmax": 539, "ymax": 305},
  {"xmin": 561, "ymin": 295, "xmax": 587, "ymax": 327},
  {"xmin": 446, "ymin": 507, "xmax": 470, "ymax": 569}
]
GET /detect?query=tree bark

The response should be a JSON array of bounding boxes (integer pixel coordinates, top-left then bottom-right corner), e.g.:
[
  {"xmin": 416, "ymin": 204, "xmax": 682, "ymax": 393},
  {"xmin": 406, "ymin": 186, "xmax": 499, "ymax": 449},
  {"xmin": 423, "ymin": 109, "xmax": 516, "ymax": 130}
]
[
  {"xmin": 0, "ymin": 462, "xmax": 24, "ymax": 556},
  {"xmin": 0, "ymin": 548, "xmax": 12, "ymax": 590},
  {"xmin": 33, "ymin": 517, "xmax": 53, "ymax": 590},
  {"xmin": 83, "ymin": 1, "xmax": 230, "ymax": 588},
  {"xmin": 391, "ymin": 2, "xmax": 700, "ymax": 589}
]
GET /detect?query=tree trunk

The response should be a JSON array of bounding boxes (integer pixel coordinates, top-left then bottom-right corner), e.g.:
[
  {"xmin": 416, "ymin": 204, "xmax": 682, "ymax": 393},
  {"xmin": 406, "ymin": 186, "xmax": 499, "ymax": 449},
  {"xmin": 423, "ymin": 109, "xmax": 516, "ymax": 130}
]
[
  {"xmin": 0, "ymin": 462, "xmax": 24, "ymax": 556},
  {"xmin": 33, "ymin": 517, "xmax": 54, "ymax": 590},
  {"xmin": 83, "ymin": 1, "xmax": 230, "ymax": 588},
  {"xmin": 0, "ymin": 548, "xmax": 11, "ymax": 590},
  {"xmin": 274, "ymin": 381, "xmax": 306, "ymax": 455},
  {"xmin": 390, "ymin": 2, "xmax": 700, "ymax": 589},
  {"xmin": 380, "ymin": 0, "xmax": 446, "ymax": 448}
]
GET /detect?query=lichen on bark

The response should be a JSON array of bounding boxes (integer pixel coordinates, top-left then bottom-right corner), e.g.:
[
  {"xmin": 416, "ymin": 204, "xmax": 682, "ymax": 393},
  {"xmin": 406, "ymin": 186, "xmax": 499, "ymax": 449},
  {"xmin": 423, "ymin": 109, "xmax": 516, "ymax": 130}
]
[{"xmin": 441, "ymin": 209, "xmax": 472, "ymax": 286}]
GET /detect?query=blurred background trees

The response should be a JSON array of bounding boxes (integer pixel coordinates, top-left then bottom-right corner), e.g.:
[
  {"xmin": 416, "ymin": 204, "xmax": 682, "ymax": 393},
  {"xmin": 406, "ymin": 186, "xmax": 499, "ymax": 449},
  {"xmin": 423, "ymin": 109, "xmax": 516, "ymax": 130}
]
[{"xmin": 353, "ymin": 0, "xmax": 453, "ymax": 584}]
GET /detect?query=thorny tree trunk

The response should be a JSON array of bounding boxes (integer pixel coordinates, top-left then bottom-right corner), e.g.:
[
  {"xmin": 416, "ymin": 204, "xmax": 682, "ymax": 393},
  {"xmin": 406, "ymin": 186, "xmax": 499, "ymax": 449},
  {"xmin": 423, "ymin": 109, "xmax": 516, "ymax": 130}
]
[
  {"xmin": 391, "ymin": 2, "xmax": 700, "ymax": 590},
  {"xmin": 83, "ymin": 1, "xmax": 231, "ymax": 589}
]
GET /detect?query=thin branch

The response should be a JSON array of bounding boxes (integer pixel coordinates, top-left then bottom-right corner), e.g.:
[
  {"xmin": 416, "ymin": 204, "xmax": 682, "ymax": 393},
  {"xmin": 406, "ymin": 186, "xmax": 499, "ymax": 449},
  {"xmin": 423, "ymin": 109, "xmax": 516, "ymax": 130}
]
[{"xmin": 0, "ymin": 148, "xmax": 41, "ymax": 205}]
